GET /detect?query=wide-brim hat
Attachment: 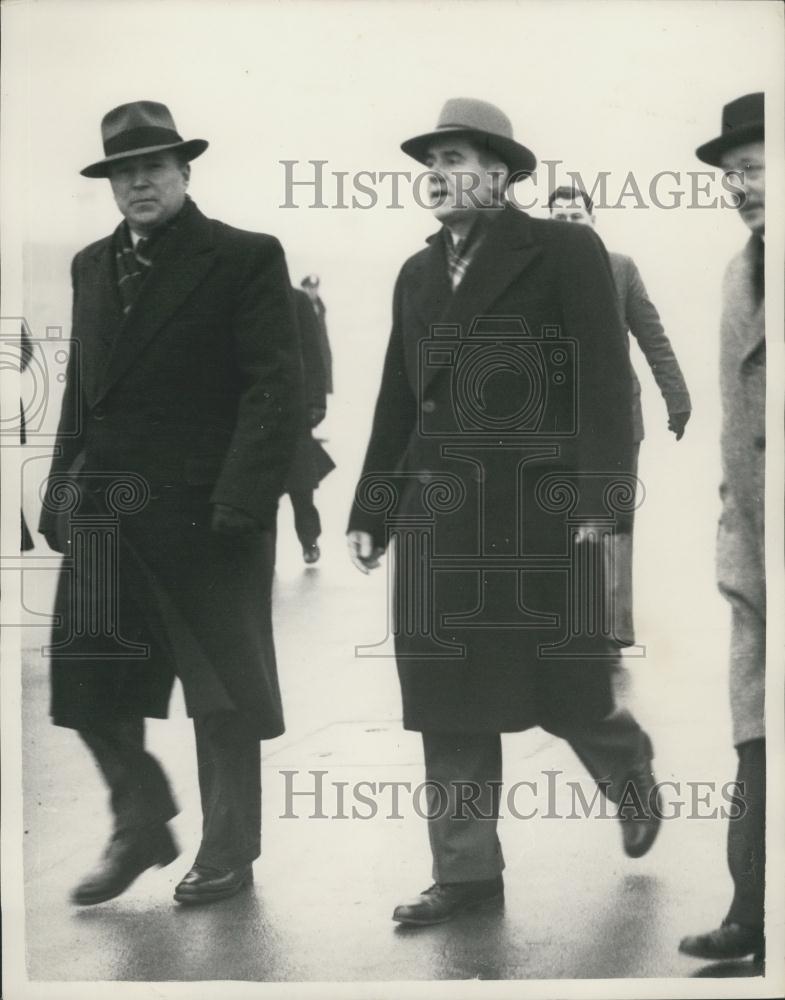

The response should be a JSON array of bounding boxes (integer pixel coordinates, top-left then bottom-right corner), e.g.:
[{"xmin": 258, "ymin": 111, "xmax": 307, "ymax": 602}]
[
  {"xmin": 401, "ymin": 97, "xmax": 537, "ymax": 176},
  {"xmin": 695, "ymin": 92, "xmax": 764, "ymax": 167},
  {"xmin": 81, "ymin": 100, "xmax": 208, "ymax": 178}
]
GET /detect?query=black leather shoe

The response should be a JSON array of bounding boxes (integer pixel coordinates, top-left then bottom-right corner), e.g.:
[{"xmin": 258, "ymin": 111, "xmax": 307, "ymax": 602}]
[
  {"xmin": 618, "ymin": 760, "xmax": 661, "ymax": 858},
  {"xmin": 679, "ymin": 922, "xmax": 764, "ymax": 961},
  {"xmin": 173, "ymin": 862, "xmax": 253, "ymax": 904},
  {"xmin": 71, "ymin": 825, "xmax": 179, "ymax": 905},
  {"xmin": 392, "ymin": 877, "xmax": 504, "ymax": 926},
  {"xmin": 303, "ymin": 543, "xmax": 320, "ymax": 565}
]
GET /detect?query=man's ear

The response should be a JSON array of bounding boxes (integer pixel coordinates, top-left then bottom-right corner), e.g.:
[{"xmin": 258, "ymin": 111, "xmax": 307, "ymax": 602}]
[{"xmin": 181, "ymin": 162, "xmax": 191, "ymax": 186}]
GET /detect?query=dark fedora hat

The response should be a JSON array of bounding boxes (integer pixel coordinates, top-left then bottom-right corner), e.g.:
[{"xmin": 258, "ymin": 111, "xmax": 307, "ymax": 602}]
[
  {"xmin": 81, "ymin": 100, "xmax": 208, "ymax": 178},
  {"xmin": 695, "ymin": 92, "xmax": 764, "ymax": 167},
  {"xmin": 401, "ymin": 97, "xmax": 537, "ymax": 176}
]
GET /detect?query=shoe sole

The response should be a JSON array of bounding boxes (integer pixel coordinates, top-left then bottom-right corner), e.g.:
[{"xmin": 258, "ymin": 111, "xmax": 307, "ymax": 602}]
[
  {"xmin": 173, "ymin": 873, "xmax": 253, "ymax": 905},
  {"xmin": 678, "ymin": 943, "xmax": 764, "ymax": 961},
  {"xmin": 392, "ymin": 891, "xmax": 504, "ymax": 926},
  {"xmin": 71, "ymin": 847, "xmax": 180, "ymax": 906}
]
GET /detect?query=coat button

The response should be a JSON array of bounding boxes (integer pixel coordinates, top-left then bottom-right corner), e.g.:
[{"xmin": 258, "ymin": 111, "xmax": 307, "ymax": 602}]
[
  {"xmin": 421, "ymin": 399, "xmax": 436, "ymax": 413},
  {"xmin": 93, "ymin": 406, "xmax": 106, "ymax": 420},
  {"xmin": 754, "ymin": 435, "xmax": 765, "ymax": 450},
  {"xmin": 417, "ymin": 472, "xmax": 432, "ymax": 485}
]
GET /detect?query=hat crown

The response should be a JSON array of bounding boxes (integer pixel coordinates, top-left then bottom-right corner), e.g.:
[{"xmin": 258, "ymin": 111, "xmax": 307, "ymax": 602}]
[
  {"xmin": 721, "ymin": 91, "xmax": 764, "ymax": 136},
  {"xmin": 101, "ymin": 101, "xmax": 181, "ymax": 145},
  {"xmin": 435, "ymin": 97, "xmax": 514, "ymax": 140}
]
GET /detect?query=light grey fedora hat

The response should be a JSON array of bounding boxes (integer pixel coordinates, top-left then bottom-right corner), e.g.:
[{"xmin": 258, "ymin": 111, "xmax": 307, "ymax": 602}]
[
  {"xmin": 401, "ymin": 97, "xmax": 536, "ymax": 175},
  {"xmin": 81, "ymin": 100, "xmax": 208, "ymax": 178}
]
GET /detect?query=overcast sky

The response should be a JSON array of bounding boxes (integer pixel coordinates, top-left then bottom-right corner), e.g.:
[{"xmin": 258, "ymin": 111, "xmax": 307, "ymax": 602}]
[{"xmin": 3, "ymin": 0, "xmax": 783, "ymax": 532}]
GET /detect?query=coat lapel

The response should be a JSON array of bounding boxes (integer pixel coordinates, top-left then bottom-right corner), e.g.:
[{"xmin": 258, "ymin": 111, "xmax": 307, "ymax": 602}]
[
  {"xmin": 96, "ymin": 203, "xmax": 217, "ymax": 401},
  {"xmin": 79, "ymin": 235, "xmax": 125, "ymax": 407},
  {"xmin": 418, "ymin": 207, "xmax": 543, "ymax": 393}
]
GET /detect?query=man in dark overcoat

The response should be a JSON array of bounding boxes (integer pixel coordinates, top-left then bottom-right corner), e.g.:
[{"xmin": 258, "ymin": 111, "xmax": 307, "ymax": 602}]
[
  {"xmin": 347, "ymin": 98, "xmax": 661, "ymax": 926},
  {"xmin": 680, "ymin": 92, "xmax": 766, "ymax": 965},
  {"xmin": 300, "ymin": 274, "xmax": 333, "ymax": 395},
  {"xmin": 281, "ymin": 288, "xmax": 334, "ymax": 563},
  {"xmin": 39, "ymin": 101, "xmax": 303, "ymax": 906}
]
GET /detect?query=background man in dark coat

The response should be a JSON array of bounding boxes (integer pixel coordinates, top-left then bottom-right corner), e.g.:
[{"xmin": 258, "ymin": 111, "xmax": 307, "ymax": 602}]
[
  {"xmin": 680, "ymin": 92, "xmax": 766, "ymax": 966},
  {"xmin": 548, "ymin": 182, "xmax": 692, "ymax": 644},
  {"xmin": 39, "ymin": 101, "xmax": 303, "ymax": 906},
  {"xmin": 347, "ymin": 98, "xmax": 661, "ymax": 927},
  {"xmin": 300, "ymin": 274, "xmax": 333, "ymax": 395},
  {"xmin": 282, "ymin": 287, "xmax": 334, "ymax": 563}
]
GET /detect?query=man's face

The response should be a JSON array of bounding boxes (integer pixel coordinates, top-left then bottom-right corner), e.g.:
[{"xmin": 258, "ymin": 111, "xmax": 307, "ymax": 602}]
[
  {"xmin": 720, "ymin": 140, "xmax": 765, "ymax": 236},
  {"xmin": 109, "ymin": 150, "xmax": 190, "ymax": 235},
  {"xmin": 423, "ymin": 138, "xmax": 507, "ymax": 225},
  {"xmin": 303, "ymin": 284, "xmax": 319, "ymax": 302},
  {"xmin": 549, "ymin": 197, "xmax": 595, "ymax": 227}
]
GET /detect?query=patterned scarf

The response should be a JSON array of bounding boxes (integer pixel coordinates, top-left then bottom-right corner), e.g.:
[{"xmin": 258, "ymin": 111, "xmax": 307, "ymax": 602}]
[
  {"xmin": 114, "ymin": 197, "xmax": 189, "ymax": 314},
  {"xmin": 442, "ymin": 212, "xmax": 496, "ymax": 289}
]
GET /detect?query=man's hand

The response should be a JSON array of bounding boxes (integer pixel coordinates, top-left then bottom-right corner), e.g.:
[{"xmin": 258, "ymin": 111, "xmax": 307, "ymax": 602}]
[
  {"xmin": 347, "ymin": 530, "xmax": 384, "ymax": 574},
  {"xmin": 308, "ymin": 405, "xmax": 326, "ymax": 428},
  {"xmin": 668, "ymin": 410, "xmax": 691, "ymax": 441},
  {"xmin": 211, "ymin": 503, "xmax": 258, "ymax": 536}
]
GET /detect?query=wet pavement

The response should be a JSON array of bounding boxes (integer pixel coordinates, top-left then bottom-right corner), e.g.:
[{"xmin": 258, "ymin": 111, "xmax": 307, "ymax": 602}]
[{"xmin": 18, "ymin": 444, "xmax": 769, "ymax": 985}]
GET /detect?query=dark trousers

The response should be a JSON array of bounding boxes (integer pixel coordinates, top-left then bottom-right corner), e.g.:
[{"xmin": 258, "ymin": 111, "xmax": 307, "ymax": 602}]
[
  {"xmin": 288, "ymin": 490, "xmax": 321, "ymax": 548},
  {"xmin": 422, "ymin": 708, "xmax": 652, "ymax": 883},
  {"xmin": 79, "ymin": 711, "xmax": 261, "ymax": 868},
  {"xmin": 725, "ymin": 738, "xmax": 765, "ymax": 930}
]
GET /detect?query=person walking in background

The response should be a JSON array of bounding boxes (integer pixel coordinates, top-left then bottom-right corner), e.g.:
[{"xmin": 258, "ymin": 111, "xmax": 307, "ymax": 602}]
[
  {"xmin": 679, "ymin": 92, "xmax": 766, "ymax": 966},
  {"xmin": 548, "ymin": 183, "xmax": 692, "ymax": 644},
  {"xmin": 300, "ymin": 274, "xmax": 333, "ymax": 396},
  {"xmin": 282, "ymin": 287, "xmax": 335, "ymax": 564},
  {"xmin": 347, "ymin": 98, "xmax": 661, "ymax": 927},
  {"xmin": 39, "ymin": 100, "xmax": 302, "ymax": 907}
]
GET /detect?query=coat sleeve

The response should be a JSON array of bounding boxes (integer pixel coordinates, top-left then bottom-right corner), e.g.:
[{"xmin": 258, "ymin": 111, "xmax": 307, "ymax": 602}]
[
  {"xmin": 624, "ymin": 257, "xmax": 692, "ymax": 415},
  {"xmin": 38, "ymin": 254, "xmax": 87, "ymax": 538},
  {"xmin": 347, "ymin": 270, "xmax": 418, "ymax": 549},
  {"xmin": 210, "ymin": 236, "xmax": 304, "ymax": 528},
  {"xmin": 558, "ymin": 226, "xmax": 634, "ymax": 507}
]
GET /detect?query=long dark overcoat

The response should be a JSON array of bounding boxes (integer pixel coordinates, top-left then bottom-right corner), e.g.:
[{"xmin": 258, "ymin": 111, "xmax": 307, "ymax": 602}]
[
  {"xmin": 349, "ymin": 206, "xmax": 634, "ymax": 734},
  {"xmin": 39, "ymin": 200, "xmax": 303, "ymax": 739}
]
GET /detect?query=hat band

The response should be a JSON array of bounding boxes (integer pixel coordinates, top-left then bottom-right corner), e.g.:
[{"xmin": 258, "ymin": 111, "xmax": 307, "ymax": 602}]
[{"xmin": 104, "ymin": 125, "xmax": 184, "ymax": 158}]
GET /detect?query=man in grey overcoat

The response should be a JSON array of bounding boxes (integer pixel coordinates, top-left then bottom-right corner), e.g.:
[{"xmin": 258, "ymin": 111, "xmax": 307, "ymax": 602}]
[
  {"xmin": 39, "ymin": 101, "xmax": 302, "ymax": 906},
  {"xmin": 680, "ymin": 92, "xmax": 766, "ymax": 964},
  {"xmin": 348, "ymin": 98, "xmax": 662, "ymax": 926},
  {"xmin": 548, "ymin": 182, "xmax": 692, "ymax": 644}
]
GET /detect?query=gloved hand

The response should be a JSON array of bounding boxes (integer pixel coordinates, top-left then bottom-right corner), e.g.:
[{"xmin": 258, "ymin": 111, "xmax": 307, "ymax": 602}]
[
  {"xmin": 210, "ymin": 503, "xmax": 258, "ymax": 536},
  {"xmin": 667, "ymin": 410, "xmax": 691, "ymax": 441}
]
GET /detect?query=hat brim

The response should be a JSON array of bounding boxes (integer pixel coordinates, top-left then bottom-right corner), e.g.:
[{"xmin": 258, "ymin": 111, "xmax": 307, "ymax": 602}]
[
  {"xmin": 401, "ymin": 127, "xmax": 537, "ymax": 177},
  {"xmin": 80, "ymin": 138, "xmax": 209, "ymax": 178},
  {"xmin": 695, "ymin": 122, "xmax": 764, "ymax": 167}
]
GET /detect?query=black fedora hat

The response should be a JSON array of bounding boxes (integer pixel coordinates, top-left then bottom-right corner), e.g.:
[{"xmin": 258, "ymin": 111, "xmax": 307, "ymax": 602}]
[
  {"xmin": 81, "ymin": 100, "xmax": 208, "ymax": 178},
  {"xmin": 695, "ymin": 92, "xmax": 764, "ymax": 167},
  {"xmin": 401, "ymin": 97, "xmax": 537, "ymax": 176}
]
